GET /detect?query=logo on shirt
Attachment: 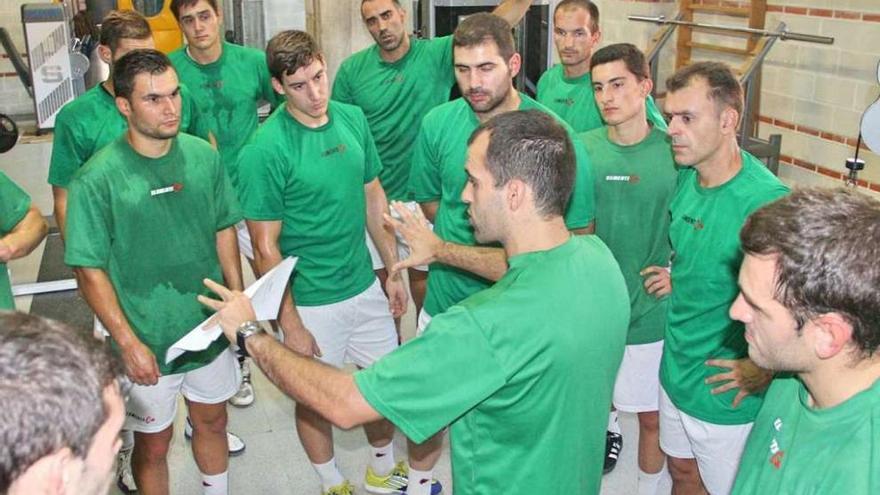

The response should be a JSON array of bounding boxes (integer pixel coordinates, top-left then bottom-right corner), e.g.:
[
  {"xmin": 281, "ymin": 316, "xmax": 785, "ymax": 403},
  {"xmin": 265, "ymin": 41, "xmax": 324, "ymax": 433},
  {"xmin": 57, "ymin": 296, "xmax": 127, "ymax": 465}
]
[
  {"xmin": 769, "ymin": 417, "xmax": 785, "ymax": 469},
  {"xmin": 322, "ymin": 143, "xmax": 347, "ymax": 157},
  {"xmin": 681, "ymin": 214, "xmax": 704, "ymax": 230},
  {"xmin": 202, "ymin": 80, "xmax": 224, "ymax": 90},
  {"xmin": 605, "ymin": 174, "xmax": 641, "ymax": 184},
  {"xmin": 383, "ymin": 74, "xmax": 406, "ymax": 85},
  {"xmin": 150, "ymin": 183, "xmax": 184, "ymax": 196},
  {"xmin": 554, "ymin": 97, "xmax": 575, "ymax": 107}
]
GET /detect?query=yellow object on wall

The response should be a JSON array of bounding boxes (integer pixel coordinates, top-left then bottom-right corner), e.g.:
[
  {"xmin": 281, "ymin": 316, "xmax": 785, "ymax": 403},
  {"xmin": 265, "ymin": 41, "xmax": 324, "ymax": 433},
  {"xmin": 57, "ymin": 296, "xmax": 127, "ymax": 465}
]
[{"xmin": 117, "ymin": 0, "xmax": 182, "ymax": 53}]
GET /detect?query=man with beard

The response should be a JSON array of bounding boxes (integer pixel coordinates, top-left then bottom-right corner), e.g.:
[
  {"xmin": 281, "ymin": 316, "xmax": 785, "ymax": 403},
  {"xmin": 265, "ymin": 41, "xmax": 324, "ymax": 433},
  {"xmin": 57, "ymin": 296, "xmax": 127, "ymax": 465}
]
[
  {"xmin": 537, "ymin": 0, "xmax": 664, "ymax": 133},
  {"xmin": 201, "ymin": 109, "xmax": 629, "ymax": 495},
  {"xmin": 0, "ymin": 312, "xmax": 126, "ymax": 495},
  {"xmin": 65, "ymin": 49, "xmax": 244, "ymax": 495},
  {"xmin": 383, "ymin": 13, "xmax": 595, "ymax": 491},
  {"xmin": 333, "ymin": 0, "xmax": 532, "ymax": 319}
]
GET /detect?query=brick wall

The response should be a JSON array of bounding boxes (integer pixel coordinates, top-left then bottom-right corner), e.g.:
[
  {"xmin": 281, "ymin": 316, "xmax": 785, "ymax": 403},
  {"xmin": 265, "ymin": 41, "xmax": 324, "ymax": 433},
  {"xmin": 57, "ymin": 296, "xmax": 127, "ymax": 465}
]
[
  {"xmin": 592, "ymin": 0, "xmax": 880, "ymax": 197},
  {"xmin": 0, "ymin": 0, "xmax": 35, "ymax": 116}
]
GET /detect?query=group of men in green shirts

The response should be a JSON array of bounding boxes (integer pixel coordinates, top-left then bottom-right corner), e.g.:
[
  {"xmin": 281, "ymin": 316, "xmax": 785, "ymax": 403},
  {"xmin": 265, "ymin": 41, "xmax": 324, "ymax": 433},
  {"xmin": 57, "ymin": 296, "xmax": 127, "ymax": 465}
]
[{"xmin": 17, "ymin": 0, "xmax": 876, "ymax": 494}]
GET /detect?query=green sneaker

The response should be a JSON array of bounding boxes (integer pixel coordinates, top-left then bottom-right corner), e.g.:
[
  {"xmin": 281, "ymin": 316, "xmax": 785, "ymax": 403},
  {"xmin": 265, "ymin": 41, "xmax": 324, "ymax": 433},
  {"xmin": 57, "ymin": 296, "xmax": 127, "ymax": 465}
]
[
  {"xmin": 364, "ymin": 461, "xmax": 443, "ymax": 494},
  {"xmin": 323, "ymin": 480, "xmax": 355, "ymax": 495}
]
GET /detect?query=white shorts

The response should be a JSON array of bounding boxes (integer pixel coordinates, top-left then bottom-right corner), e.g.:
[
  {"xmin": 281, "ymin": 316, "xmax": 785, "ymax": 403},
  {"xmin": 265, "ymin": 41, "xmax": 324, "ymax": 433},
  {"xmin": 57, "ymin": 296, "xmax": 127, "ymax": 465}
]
[
  {"xmin": 416, "ymin": 308, "xmax": 432, "ymax": 337},
  {"xmin": 659, "ymin": 386, "xmax": 752, "ymax": 495},
  {"xmin": 612, "ymin": 340, "xmax": 663, "ymax": 413},
  {"xmin": 124, "ymin": 348, "xmax": 240, "ymax": 433},
  {"xmin": 366, "ymin": 201, "xmax": 430, "ymax": 272},
  {"xmin": 236, "ymin": 220, "xmax": 254, "ymax": 260},
  {"xmin": 297, "ymin": 279, "xmax": 397, "ymax": 368}
]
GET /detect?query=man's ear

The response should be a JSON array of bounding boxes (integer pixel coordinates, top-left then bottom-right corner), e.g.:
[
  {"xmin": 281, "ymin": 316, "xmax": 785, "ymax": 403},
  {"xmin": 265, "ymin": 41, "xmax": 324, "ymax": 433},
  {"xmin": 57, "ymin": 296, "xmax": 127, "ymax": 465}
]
[
  {"xmin": 98, "ymin": 44, "xmax": 113, "ymax": 66},
  {"xmin": 811, "ymin": 312, "xmax": 855, "ymax": 360}
]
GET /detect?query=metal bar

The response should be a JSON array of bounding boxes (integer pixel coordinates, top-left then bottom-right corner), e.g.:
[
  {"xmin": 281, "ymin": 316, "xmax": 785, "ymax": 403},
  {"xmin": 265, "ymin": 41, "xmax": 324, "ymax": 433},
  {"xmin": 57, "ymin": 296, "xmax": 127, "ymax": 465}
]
[
  {"xmin": 628, "ymin": 15, "xmax": 834, "ymax": 44},
  {"xmin": 11, "ymin": 278, "xmax": 78, "ymax": 297}
]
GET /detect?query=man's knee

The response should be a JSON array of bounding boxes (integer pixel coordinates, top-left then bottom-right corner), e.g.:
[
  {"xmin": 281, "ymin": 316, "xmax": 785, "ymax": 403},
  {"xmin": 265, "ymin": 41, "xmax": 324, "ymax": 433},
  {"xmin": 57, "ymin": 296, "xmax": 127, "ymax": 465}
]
[
  {"xmin": 668, "ymin": 456, "xmax": 700, "ymax": 481},
  {"xmin": 188, "ymin": 403, "xmax": 228, "ymax": 434},
  {"xmin": 134, "ymin": 429, "xmax": 173, "ymax": 463},
  {"xmin": 638, "ymin": 410, "xmax": 660, "ymax": 434}
]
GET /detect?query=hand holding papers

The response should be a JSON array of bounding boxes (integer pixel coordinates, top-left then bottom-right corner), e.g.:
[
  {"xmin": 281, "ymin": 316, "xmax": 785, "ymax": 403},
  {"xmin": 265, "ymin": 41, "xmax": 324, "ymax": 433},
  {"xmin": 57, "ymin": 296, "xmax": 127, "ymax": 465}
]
[{"xmin": 166, "ymin": 257, "xmax": 298, "ymax": 363}]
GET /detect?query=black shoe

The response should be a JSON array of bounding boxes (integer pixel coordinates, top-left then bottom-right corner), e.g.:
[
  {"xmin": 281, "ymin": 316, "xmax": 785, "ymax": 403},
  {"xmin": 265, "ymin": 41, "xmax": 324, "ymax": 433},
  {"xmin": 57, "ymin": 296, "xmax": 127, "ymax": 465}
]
[{"xmin": 603, "ymin": 431, "xmax": 623, "ymax": 474}]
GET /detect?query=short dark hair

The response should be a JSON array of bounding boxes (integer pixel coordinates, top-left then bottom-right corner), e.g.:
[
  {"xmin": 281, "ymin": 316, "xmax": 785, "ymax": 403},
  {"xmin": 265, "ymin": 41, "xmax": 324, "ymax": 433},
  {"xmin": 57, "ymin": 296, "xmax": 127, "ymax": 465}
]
[
  {"xmin": 740, "ymin": 187, "xmax": 880, "ymax": 358},
  {"xmin": 113, "ymin": 49, "xmax": 175, "ymax": 100},
  {"xmin": 453, "ymin": 13, "xmax": 515, "ymax": 62},
  {"xmin": 99, "ymin": 10, "xmax": 152, "ymax": 52},
  {"xmin": 468, "ymin": 110, "xmax": 575, "ymax": 217},
  {"xmin": 361, "ymin": 0, "xmax": 402, "ymax": 7},
  {"xmin": 266, "ymin": 30, "xmax": 322, "ymax": 81},
  {"xmin": 666, "ymin": 61, "xmax": 743, "ymax": 117},
  {"xmin": 0, "ymin": 312, "xmax": 123, "ymax": 490},
  {"xmin": 591, "ymin": 43, "xmax": 649, "ymax": 81},
  {"xmin": 555, "ymin": 0, "xmax": 600, "ymax": 34},
  {"xmin": 170, "ymin": 0, "xmax": 219, "ymax": 20}
]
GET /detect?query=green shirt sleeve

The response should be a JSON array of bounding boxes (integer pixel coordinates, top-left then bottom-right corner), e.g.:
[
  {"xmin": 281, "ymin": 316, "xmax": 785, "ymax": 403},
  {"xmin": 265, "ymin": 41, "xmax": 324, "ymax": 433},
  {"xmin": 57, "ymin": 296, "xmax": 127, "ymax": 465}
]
[
  {"xmin": 64, "ymin": 172, "xmax": 112, "ymax": 269},
  {"xmin": 236, "ymin": 144, "xmax": 287, "ymax": 221},
  {"xmin": 354, "ymin": 305, "xmax": 508, "ymax": 443},
  {"xmin": 407, "ymin": 119, "xmax": 442, "ymax": 202},
  {"xmin": 427, "ymin": 35, "xmax": 454, "ymax": 79},
  {"xmin": 564, "ymin": 136, "xmax": 595, "ymax": 230},
  {"xmin": 48, "ymin": 110, "xmax": 92, "ymax": 187},
  {"xmin": 0, "ymin": 172, "xmax": 30, "ymax": 233},
  {"xmin": 332, "ymin": 59, "xmax": 354, "ymax": 104}
]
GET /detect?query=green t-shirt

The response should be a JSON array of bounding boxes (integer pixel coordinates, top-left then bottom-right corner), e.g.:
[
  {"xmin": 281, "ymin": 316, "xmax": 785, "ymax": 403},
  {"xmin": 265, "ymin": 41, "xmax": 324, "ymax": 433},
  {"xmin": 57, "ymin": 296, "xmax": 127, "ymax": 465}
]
[
  {"xmin": 64, "ymin": 134, "xmax": 242, "ymax": 375},
  {"xmin": 408, "ymin": 95, "xmax": 596, "ymax": 316},
  {"xmin": 236, "ymin": 101, "xmax": 381, "ymax": 306},
  {"xmin": 732, "ymin": 376, "xmax": 880, "ymax": 494},
  {"xmin": 583, "ymin": 126, "xmax": 678, "ymax": 345},
  {"xmin": 536, "ymin": 64, "xmax": 666, "ymax": 133},
  {"xmin": 355, "ymin": 235, "xmax": 629, "ymax": 495},
  {"xmin": 333, "ymin": 36, "xmax": 454, "ymax": 201},
  {"xmin": 0, "ymin": 172, "xmax": 31, "ymax": 310},
  {"xmin": 660, "ymin": 152, "xmax": 789, "ymax": 424},
  {"xmin": 169, "ymin": 42, "xmax": 281, "ymax": 185},
  {"xmin": 48, "ymin": 82, "xmax": 212, "ymax": 188}
]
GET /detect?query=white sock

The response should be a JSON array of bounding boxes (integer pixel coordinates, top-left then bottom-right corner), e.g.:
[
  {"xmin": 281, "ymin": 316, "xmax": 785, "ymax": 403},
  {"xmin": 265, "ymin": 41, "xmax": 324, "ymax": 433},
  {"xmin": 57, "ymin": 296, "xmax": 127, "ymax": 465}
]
[
  {"xmin": 201, "ymin": 471, "xmax": 228, "ymax": 495},
  {"xmin": 121, "ymin": 429, "xmax": 134, "ymax": 451},
  {"xmin": 370, "ymin": 441, "xmax": 395, "ymax": 476},
  {"xmin": 312, "ymin": 458, "xmax": 345, "ymax": 491},
  {"xmin": 407, "ymin": 465, "xmax": 434, "ymax": 495},
  {"xmin": 637, "ymin": 468, "xmax": 664, "ymax": 495},
  {"xmin": 607, "ymin": 410, "xmax": 621, "ymax": 434}
]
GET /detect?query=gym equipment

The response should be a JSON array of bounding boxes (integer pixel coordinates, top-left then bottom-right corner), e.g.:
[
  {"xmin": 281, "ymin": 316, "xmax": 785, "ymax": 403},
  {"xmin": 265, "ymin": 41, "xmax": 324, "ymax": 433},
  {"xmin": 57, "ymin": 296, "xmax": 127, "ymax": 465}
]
[
  {"xmin": 631, "ymin": 6, "xmax": 834, "ymax": 175},
  {"xmin": 0, "ymin": 114, "xmax": 19, "ymax": 153},
  {"xmin": 848, "ymin": 61, "xmax": 880, "ymax": 186}
]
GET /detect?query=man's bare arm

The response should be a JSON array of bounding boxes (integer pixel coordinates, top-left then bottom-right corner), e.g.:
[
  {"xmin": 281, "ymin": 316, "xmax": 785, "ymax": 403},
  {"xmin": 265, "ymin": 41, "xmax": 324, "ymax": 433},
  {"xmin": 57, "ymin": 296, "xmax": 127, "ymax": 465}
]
[
  {"xmin": 74, "ymin": 267, "xmax": 160, "ymax": 385},
  {"xmin": 247, "ymin": 219, "xmax": 321, "ymax": 357},
  {"xmin": 492, "ymin": 0, "xmax": 533, "ymax": 27},
  {"xmin": 215, "ymin": 225, "xmax": 243, "ymax": 291},
  {"xmin": 0, "ymin": 206, "xmax": 48, "ymax": 263},
  {"xmin": 419, "ymin": 201, "xmax": 439, "ymax": 224},
  {"xmin": 365, "ymin": 179, "xmax": 407, "ymax": 316},
  {"xmin": 51, "ymin": 186, "xmax": 68, "ymax": 239},
  {"xmin": 200, "ymin": 279, "xmax": 380, "ymax": 429}
]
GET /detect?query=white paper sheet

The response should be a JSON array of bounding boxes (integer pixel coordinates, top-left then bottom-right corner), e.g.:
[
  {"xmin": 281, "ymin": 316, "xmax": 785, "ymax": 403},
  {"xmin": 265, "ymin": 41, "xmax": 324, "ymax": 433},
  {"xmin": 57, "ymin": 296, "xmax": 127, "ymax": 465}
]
[{"xmin": 165, "ymin": 257, "xmax": 298, "ymax": 364}]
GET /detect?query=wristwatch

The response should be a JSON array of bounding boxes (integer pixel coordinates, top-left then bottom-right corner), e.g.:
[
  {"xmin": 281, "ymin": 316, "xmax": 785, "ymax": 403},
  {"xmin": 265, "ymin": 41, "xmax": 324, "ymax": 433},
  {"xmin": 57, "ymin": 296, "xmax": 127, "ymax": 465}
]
[{"xmin": 235, "ymin": 321, "xmax": 264, "ymax": 358}]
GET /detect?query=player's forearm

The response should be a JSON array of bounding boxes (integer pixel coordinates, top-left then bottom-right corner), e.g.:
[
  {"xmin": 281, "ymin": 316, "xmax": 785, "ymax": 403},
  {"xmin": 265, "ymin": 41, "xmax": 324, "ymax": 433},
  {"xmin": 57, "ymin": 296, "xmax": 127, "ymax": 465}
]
[
  {"xmin": 74, "ymin": 267, "xmax": 140, "ymax": 348},
  {"xmin": 0, "ymin": 207, "xmax": 48, "ymax": 262},
  {"xmin": 216, "ymin": 226, "xmax": 243, "ymax": 291},
  {"xmin": 365, "ymin": 186, "xmax": 399, "ymax": 275},
  {"xmin": 493, "ymin": 0, "xmax": 532, "ymax": 26},
  {"xmin": 436, "ymin": 242, "xmax": 508, "ymax": 282},
  {"xmin": 419, "ymin": 201, "xmax": 438, "ymax": 223},
  {"xmin": 246, "ymin": 333, "xmax": 381, "ymax": 429}
]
